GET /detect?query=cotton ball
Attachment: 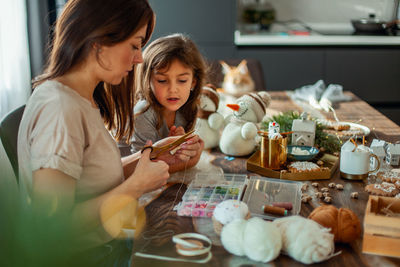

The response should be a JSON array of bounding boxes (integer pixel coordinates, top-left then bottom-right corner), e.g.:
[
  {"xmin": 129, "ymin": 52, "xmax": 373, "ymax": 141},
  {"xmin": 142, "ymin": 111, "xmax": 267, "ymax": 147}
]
[
  {"xmin": 212, "ymin": 200, "xmax": 250, "ymax": 235},
  {"xmin": 273, "ymin": 216, "xmax": 335, "ymax": 264},
  {"xmin": 241, "ymin": 122, "xmax": 257, "ymax": 139},
  {"xmin": 243, "ymin": 217, "xmax": 282, "ymax": 263},
  {"xmin": 220, "ymin": 219, "xmax": 247, "ymax": 256}
]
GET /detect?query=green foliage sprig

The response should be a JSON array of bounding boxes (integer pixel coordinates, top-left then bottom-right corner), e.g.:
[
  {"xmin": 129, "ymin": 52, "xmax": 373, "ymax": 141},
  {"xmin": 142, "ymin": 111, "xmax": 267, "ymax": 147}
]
[{"xmin": 262, "ymin": 111, "xmax": 342, "ymax": 153}]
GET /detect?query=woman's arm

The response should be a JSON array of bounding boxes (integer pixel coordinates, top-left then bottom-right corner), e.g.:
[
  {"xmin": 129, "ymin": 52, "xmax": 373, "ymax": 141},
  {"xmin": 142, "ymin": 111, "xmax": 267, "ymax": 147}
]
[
  {"xmin": 33, "ymin": 148, "xmax": 169, "ymax": 233},
  {"xmin": 121, "ymin": 150, "xmax": 141, "ymax": 179}
]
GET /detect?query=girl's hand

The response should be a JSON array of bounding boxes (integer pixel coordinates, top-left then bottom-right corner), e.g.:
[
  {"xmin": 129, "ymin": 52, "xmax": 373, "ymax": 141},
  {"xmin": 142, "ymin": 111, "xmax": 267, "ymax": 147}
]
[
  {"xmin": 154, "ymin": 134, "xmax": 203, "ymax": 165},
  {"xmin": 168, "ymin": 125, "xmax": 185, "ymax": 136},
  {"xmin": 174, "ymin": 135, "xmax": 203, "ymax": 161},
  {"xmin": 127, "ymin": 141, "xmax": 169, "ymax": 196}
]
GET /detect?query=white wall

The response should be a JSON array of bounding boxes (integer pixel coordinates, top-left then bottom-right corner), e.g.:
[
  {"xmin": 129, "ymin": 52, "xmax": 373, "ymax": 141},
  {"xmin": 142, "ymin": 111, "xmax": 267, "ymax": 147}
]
[
  {"xmin": 264, "ymin": 0, "xmax": 397, "ymax": 22},
  {"xmin": 239, "ymin": 0, "xmax": 398, "ymax": 33}
]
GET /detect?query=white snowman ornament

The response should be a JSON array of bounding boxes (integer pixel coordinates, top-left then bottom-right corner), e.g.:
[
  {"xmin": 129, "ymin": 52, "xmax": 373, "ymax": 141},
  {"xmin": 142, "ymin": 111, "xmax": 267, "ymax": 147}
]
[
  {"xmin": 195, "ymin": 85, "xmax": 224, "ymax": 149},
  {"xmin": 219, "ymin": 91, "xmax": 271, "ymax": 156},
  {"xmin": 268, "ymin": 121, "xmax": 282, "ymax": 139}
]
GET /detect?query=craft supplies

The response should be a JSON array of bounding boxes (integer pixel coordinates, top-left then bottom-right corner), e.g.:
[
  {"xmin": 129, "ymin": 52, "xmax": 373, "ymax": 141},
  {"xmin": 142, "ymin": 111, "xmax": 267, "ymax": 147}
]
[
  {"xmin": 212, "ymin": 200, "xmax": 250, "ymax": 235},
  {"xmin": 273, "ymin": 216, "xmax": 339, "ymax": 264},
  {"xmin": 262, "ymin": 205, "xmax": 287, "ymax": 216},
  {"xmin": 135, "ymin": 233, "xmax": 212, "ymax": 263},
  {"xmin": 172, "ymin": 233, "xmax": 212, "ymax": 256},
  {"xmin": 242, "ymin": 176, "xmax": 301, "ymax": 220},
  {"xmin": 221, "ymin": 217, "xmax": 282, "ymax": 263},
  {"xmin": 141, "ymin": 130, "xmax": 195, "ymax": 160},
  {"xmin": 308, "ymin": 205, "xmax": 361, "ymax": 243},
  {"xmin": 271, "ymin": 202, "xmax": 293, "ymax": 210},
  {"xmin": 176, "ymin": 173, "xmax": 247, "ymax": 218}
]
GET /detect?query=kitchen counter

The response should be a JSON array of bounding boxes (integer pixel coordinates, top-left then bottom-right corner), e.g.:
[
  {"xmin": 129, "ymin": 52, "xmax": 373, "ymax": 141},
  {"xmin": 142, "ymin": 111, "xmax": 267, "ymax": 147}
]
[{"xmin": 235, "ymin": 30, "xmax": 400, "ymax": 46}]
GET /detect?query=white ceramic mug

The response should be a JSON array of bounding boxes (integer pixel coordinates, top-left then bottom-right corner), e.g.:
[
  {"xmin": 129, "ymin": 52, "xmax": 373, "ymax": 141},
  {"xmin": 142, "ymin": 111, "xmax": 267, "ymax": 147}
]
[{"xmin": 340, "ymin": 142, "xmax": 380, "ymax": 180}]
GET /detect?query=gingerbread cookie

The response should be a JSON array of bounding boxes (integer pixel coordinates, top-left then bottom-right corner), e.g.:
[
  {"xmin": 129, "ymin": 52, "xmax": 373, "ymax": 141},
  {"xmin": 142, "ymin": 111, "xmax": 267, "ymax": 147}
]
[
  {"xmin": 333, "ymin": 123, "xmax": 351, "ymax": 131},
  {"xmin": 288, "ymin": 161, "xmax": 320, "ymax": 173},
  {"xmin": 395, "ymin": 180, "xmax": 400, "ymax": 189},
  {"xmin": 365, "ymin": 182, "xmax": 399, "ymax": 197},
  {"xmin": 377, "ymin": 170, "xmax": 400, "ymax": 184}
]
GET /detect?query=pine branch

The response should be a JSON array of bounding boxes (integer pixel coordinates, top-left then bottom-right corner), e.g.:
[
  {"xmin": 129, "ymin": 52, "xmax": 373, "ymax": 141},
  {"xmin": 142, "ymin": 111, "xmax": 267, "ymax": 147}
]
[{"xmin": 262, "ymin": 111, "xmax": 341, "ymax": 153}]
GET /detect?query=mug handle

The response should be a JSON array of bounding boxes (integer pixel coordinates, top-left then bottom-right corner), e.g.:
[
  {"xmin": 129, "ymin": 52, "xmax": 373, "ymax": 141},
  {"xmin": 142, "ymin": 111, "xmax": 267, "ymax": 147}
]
[{"xmin": 368, "ymin": 154, "xmax": 380, "ymax": 174}]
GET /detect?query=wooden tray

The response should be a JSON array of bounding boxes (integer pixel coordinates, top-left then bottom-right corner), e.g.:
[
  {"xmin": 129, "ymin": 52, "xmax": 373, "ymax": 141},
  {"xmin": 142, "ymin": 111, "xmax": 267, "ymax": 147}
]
[
  {"xmin": 246, "ymin": 150, "xmax": 339, "ymax": 181},
  {"xmin": 362, "ymin": 195, "xmax": 400, "ymax": 258}
]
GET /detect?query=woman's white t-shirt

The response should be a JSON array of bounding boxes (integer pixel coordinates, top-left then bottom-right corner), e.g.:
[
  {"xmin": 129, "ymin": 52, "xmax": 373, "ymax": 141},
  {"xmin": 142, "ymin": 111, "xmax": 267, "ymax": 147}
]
[
  {"xmin": 18, "ymin": 80, "xmax": 124, "ymax": 245},
  {"xmin": 18, "ymin": 80, "xmax": 124, "ymax": 200}
]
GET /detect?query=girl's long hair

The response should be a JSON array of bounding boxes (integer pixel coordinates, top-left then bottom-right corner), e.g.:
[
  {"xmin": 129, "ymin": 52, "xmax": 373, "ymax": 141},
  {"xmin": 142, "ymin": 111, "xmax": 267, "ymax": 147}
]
[
  {"xmin": 135, "ymin": 33, "xmax": 206, "ymax": 132},
  {"xmin": 33, "ymin": 0, "xmax": 155, "ymax": 141}
]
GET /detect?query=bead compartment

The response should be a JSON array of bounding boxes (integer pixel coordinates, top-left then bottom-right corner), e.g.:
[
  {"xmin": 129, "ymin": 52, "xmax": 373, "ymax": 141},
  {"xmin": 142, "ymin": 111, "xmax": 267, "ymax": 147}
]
[{"xmin": 176, "ymin": 173, "xmax": 247, "ymax": 218}]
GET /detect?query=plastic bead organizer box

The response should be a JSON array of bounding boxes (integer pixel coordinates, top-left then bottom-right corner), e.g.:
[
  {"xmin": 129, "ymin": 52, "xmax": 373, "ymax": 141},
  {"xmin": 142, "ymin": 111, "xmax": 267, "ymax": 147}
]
[{"xmin": 176, "ymin": 173, "xmax": 247, "ymax": 218}]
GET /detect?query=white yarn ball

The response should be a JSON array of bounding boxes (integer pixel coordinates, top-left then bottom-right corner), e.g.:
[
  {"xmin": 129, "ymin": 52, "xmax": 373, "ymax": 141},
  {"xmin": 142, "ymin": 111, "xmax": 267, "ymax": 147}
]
[
  {"xmin": 243, "ymin": 217, "xmax": 282, "ymax": 263},
  {"xmin": 273, "ymin": 216, "xmax": 335, "ymax": 264},
  {"xmin": 220, "ymin": 219, "xmax": 247, "ymax": 256},
  {"xmin": 213, "ymin": 200, "xmax": 249, "ymax": 225}
]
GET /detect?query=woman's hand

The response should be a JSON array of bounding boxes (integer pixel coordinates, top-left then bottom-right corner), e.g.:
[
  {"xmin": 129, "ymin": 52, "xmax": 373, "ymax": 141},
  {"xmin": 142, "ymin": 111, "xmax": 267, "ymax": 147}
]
[
  {"xmin": 168, "ymin": 125, "xmax": 185, "ymax": 136},
  {"xmin": 126, "ymin": 141, "xmax": 170, "ymax": 197}
]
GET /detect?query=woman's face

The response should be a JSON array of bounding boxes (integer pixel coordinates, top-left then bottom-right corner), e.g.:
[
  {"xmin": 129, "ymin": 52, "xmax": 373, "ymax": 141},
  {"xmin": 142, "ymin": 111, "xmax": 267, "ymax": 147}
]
[
  {"xmin": 151, "ymin": 59, "xmax": 196, "ymax": 113},
  {"xmin": 97, "ymin": 25, "xmax": 147, "ymax": 85}
]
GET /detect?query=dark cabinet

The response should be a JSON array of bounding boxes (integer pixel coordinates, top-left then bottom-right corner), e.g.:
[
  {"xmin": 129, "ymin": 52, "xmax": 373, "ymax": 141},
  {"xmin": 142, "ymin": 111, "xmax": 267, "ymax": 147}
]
[{"xmin": 325, "ymin": 48, "xmax": 400, "ymax": 103}]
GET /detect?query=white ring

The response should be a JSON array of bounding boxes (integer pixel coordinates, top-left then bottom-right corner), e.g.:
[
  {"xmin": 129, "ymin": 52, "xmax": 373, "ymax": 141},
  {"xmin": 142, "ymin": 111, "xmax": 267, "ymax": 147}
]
[{"xmin": 172, "ymin": 233, "xmax": 212, "ymax": 256}]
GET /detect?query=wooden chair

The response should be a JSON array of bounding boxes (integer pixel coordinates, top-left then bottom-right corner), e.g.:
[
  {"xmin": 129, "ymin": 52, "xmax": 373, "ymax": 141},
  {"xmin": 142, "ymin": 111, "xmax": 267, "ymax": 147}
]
[
  {"xmin": 0, "ymin": 105, "xmax": 25, "ymax": 181},
  {"xmin": 206, "ymin": 58, "xmax": 266, "ymax": 92}
]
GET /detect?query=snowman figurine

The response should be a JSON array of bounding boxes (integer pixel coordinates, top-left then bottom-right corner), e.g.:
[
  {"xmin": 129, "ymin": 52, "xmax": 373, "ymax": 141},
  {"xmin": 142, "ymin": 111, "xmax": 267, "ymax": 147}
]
[
  {"xmin": 268, "ymin": 121, "xmax": 282, "ymax": 140},
  {"xmin": 195, "ymin": 85, "xmax": 224, "ymax": 149},
  {"xmin": 219, "ymin": 91, "xmax": 271, "ymax": 156}
]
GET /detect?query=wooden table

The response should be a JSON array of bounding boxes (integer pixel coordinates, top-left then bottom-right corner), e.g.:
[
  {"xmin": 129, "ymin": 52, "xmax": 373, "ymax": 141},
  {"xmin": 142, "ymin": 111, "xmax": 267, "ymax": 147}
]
[{"xmin": 130, "ymin": 92, "xmax": 400, "ymax": 267}]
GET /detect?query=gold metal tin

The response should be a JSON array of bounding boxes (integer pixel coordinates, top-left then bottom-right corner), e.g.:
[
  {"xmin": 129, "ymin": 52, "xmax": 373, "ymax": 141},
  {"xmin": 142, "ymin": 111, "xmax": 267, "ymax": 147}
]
[{"xmin": 260, "ymin": 135, "xmax": 287, "ymax": 170}]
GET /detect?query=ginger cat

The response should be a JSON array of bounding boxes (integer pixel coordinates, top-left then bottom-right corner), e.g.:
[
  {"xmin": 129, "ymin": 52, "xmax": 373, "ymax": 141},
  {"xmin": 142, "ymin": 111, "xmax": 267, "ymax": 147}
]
[{"xmin": 220, "ymin": 59, "xmax": 255, "ymax": 97}]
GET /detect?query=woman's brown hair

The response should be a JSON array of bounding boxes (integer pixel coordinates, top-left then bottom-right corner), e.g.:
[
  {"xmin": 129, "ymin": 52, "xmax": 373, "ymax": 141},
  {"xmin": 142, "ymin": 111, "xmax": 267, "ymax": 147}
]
[
  {"xmin": 135, "ymin": 33, "xmax": 206, "ymax": 132},
  {"xmin": 33, "ymin": 0, "xmax": 155, "ymax": 141}
]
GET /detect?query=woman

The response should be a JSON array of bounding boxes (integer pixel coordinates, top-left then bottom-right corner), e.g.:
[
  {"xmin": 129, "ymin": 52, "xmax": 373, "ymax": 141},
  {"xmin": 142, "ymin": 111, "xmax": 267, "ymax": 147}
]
[{"xmin": 17, "ymin": 0, "xmax": 202, "ymax": 265}]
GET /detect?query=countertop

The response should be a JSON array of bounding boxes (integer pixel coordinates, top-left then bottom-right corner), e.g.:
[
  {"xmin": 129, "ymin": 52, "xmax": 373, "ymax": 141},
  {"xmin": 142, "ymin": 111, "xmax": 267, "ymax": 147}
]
[{"xmin": 235, "ymin": 30, "xmax": 400, "ymax": 46}]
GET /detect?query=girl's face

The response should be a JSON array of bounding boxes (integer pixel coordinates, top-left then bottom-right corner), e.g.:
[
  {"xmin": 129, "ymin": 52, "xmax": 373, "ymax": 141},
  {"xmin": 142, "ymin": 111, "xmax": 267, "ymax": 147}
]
[
  {"xmin": 97, "ymin": 25, "xmax": 147, "ymax": 85},
  {"xmin": 151, "ymin": 59, "xmax": 196, "ymax": 113}
]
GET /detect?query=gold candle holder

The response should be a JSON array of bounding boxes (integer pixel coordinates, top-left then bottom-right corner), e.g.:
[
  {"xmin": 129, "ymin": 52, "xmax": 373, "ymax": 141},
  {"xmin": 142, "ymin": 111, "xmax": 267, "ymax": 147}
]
[{"xmin": 259, "ymin": 133, "xmax": 288, "ymax": 169}]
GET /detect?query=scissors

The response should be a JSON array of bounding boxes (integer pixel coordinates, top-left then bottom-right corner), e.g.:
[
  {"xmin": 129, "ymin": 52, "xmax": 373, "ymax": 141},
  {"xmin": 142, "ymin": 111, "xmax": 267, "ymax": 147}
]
[{"xmin": 141, "ymin": 130, "xmax": 196, "ymax": 160}]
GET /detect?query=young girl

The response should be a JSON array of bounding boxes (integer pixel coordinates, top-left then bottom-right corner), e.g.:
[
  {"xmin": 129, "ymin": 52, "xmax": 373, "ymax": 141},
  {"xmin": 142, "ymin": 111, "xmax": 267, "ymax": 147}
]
[{"xmin": 129, "ymin": 33, "xmax": 206, "ymax": 171}]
